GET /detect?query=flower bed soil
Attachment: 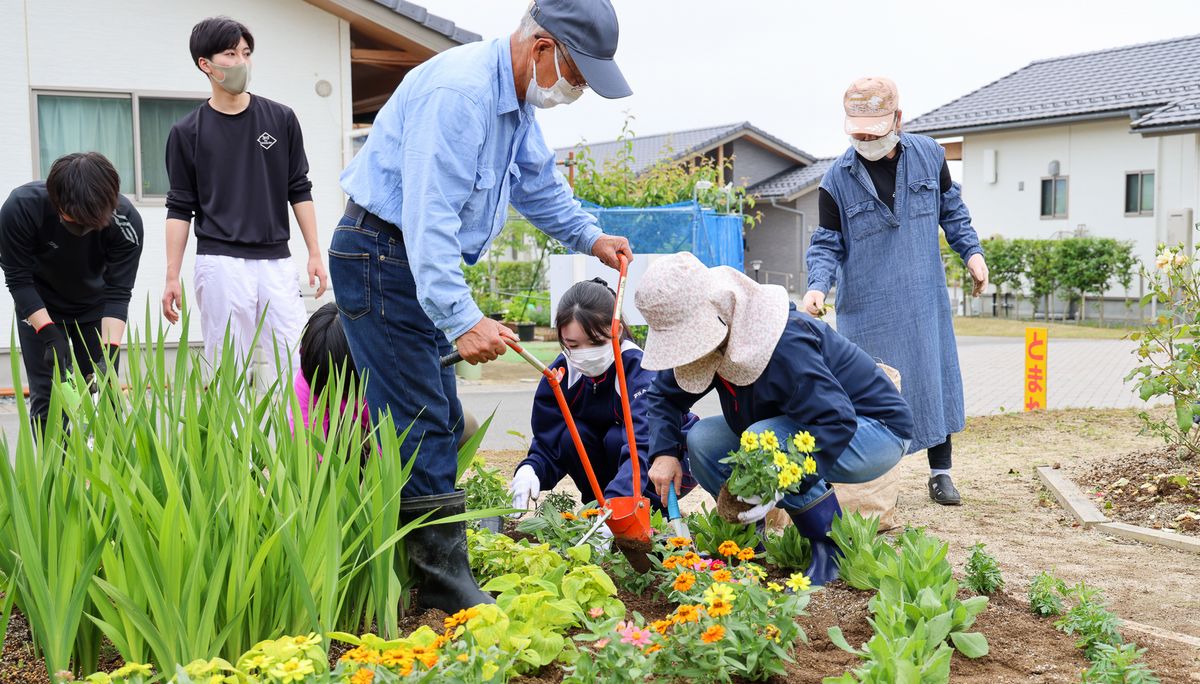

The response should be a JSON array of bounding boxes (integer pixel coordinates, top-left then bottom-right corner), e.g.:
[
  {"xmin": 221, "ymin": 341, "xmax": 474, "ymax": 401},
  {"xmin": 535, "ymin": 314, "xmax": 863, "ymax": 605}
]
[
  {"xmin": 4, "ymin": 579, "xmax": 1197, "ymax": 683},
  {"xmin": 1076, "ymin": 446, "xmax": 1200, "ymax": 536}
]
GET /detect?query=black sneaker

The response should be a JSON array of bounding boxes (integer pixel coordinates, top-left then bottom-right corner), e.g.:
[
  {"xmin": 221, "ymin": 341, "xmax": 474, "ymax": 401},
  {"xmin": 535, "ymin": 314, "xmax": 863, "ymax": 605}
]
[{"xmin": 928, "ymin": 474, "xmax": 962, "ymax": 506}]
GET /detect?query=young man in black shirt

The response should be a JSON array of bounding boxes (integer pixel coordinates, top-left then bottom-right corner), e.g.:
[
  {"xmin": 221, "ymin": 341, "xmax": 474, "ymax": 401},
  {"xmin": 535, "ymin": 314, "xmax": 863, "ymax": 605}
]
[
  {"xmin": 0, "ymin": 152, "xmax": 144, "ymax": 427},
  {"xmin": 162, "ymin": 16, "xmax": 327, "ymax": 379}
]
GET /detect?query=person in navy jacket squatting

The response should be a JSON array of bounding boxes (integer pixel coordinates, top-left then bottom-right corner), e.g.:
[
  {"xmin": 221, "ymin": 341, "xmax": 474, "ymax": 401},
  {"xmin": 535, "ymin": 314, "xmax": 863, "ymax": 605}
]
[
  {"xmin": 638, "ymin": 252, "xmax": 915, "ymax": 585},
  {"xmin": 509, "ymin": 278, "xmax": 698, "ymax": 515}
]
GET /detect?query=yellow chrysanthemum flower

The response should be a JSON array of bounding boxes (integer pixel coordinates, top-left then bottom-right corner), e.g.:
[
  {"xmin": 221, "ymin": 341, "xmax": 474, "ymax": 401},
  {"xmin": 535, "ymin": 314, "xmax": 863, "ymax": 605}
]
[
  {"xmin": 767, "ymin": 582, "xmax": 784, "ymax": 593},
  {"xmin": 803, "ymin": 456, "xmax": 818, "ymax": 475},
  {"xmin": 740, "ymin": 431, "xmax": 760, "ymax": 452},
  {"xmin": 792, "ymin": 431, "xmax": 816, "ymax": 453},
  {"xmin": 778, "ymin": 469, "xmax": 796, "ymax": 489},
  {"xmin": 760, "ymin": 430, "xmax": 779, "ymax": 451}
]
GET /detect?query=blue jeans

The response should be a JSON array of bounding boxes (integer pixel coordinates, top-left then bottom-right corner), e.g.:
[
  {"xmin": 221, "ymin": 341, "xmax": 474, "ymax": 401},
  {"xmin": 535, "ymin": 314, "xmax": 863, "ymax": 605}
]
[
  {"xmin": 328, "ymin": 207, "xmax": 463, "ymax": 497},
  {"xmin": 687, "ymin": 414, "xmax": 910, "ymax": 512}
]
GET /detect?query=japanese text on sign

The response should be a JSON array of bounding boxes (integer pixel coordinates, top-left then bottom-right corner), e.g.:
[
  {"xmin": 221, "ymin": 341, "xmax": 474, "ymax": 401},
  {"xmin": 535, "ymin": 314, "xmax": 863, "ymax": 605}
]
[{"xmin": 1024, "ymin": 327, "xmax": 1047, "ymax": 411}]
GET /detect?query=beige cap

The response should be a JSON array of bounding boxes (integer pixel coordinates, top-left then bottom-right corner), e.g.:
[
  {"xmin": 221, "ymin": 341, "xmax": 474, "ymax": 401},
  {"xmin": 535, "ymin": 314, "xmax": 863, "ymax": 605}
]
[{"xmin": 844, "ymin": 77, "xmax": 899, "ymax": 136}]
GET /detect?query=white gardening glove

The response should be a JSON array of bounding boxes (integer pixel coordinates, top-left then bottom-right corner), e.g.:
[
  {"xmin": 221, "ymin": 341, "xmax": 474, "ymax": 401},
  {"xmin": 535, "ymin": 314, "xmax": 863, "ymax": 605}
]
[
  {"xmin": 509, "ymin": 465, "xmax": 541, "ymax": 515},
  {"xmin": 736, "ymin": 492, "xmax": 785, "ymax": 524}
]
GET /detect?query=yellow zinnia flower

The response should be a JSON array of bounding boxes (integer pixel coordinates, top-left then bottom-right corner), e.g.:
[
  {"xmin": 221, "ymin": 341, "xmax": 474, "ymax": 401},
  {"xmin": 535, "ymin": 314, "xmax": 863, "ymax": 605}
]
[
  {"xmin": 792, "ymin": 431, "xmax": 816, "ymax": 453},
  {"xmin": 268, "ymin": 658, "xmax": 315, "ymax": 683},
  {"xmin": 740, "ymin": 431, "xmax": 760, "ymax": 452},
  {"xmin": 786, "ymin": 572, "xmax": 812, "ymax": 593},
  {"xmin": 704, "ymin": 583, "xmax": 736, "ymax": 606},
  {"xmin": 767, "ymin": 582, "xmax": 784, "ymax": 593},
  {"xmin": 803, "ymin": 456, "xmax": 818, "ymax": 475},
  {"xmin": 760, "ymin": 430, "xmax": 779, "ymax": 451},
  {"xmin": 707, "ymin": 598, "xmax": 733, "ymax": 617},
  {"xmin": 772, "ymin": 450, "xmax": 789, "ymax": 469}
]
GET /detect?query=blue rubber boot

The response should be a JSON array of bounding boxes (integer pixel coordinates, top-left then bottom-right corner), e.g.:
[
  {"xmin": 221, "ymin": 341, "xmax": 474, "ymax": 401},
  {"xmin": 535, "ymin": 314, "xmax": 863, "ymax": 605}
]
[{"xmin": 787, "ymin": 488, "xmax": 843, "ymax": 586}]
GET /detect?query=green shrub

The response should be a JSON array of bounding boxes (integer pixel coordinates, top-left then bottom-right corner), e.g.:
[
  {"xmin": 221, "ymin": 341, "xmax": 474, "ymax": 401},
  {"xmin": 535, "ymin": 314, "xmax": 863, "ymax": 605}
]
[
  {"xmin": 763, "ymin": 524, "xmax": 811, "ymax": 570},
  {"xmin": 1082, "ymin": 643, "xmax": 1160, "ymax": 683},
  {"xmin": 1055, "ymin": 583, "xmax": 1124, "ymax": 661},
  {"xmin": 962, "ymin": 542, "xmax": 1004, "ymax": 595},
  {"xmin": 1028, "ymin": 570, "xmax": 1067, "ymax": 617}
]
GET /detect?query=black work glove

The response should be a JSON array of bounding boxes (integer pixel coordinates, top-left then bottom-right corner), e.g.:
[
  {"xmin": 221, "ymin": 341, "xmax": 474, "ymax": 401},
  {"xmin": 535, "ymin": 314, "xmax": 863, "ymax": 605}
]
[{"xmin": 37, "ymin": 323, "xmax": 72, "ymax": 380}]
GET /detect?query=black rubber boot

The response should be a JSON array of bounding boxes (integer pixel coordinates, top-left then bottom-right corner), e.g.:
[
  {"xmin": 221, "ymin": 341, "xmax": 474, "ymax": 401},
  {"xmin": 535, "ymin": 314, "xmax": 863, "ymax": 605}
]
[
  {"xmin": 753, "ymin": 519, "xmax": 768, "ymax": 554},
  {"xmin": 787, "ymin": 488, "xmax": 843, "ymax": 586},
  {"xmin": 400, "ymin": 490, "xmax": 495, "ymax": 613}
]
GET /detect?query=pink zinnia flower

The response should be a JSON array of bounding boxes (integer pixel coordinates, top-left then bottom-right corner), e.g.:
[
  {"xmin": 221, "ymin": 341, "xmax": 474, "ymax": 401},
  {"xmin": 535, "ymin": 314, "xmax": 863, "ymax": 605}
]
[
  {"xmin": 589, "ymin": 607, "xmax": 604, "ymax": 618},
  {"xmin": 620, "ymin": 628, "xmax": 652, "ymax": 647},
  {"xmin": 711, "ymin": 560, "xmax": 726, "ymax": 570},
  {"xmin": 595, "ymin": 638, "xmax": 610, "ymax": 649}
]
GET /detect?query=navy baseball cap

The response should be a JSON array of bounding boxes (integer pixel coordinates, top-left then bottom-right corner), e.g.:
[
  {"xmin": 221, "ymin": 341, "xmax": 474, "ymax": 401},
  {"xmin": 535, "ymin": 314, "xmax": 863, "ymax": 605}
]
[{"xmin": 530, "ymin": 0, "xmax": 631, "ymax": 99}]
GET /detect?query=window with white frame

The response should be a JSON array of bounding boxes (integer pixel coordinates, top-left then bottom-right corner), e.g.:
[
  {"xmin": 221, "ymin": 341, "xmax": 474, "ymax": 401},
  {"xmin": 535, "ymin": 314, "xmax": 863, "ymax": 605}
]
[
  {"xmin": 1124, "ymin": 171, "xmax": 1154, "ymax": 216},
  {"xmin": 33, "ymin": 91, "xmax": 206, "ymax": 201},
  {"xmin": 1040, "ymin": 176, "xmax": 1068, "ymax": 219}
]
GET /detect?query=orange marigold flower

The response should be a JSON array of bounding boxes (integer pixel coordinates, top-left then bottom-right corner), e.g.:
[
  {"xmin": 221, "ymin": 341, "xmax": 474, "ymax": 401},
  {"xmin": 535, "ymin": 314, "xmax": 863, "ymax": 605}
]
[
  {"xmin": 717, "ymin": 541, "xmax": 740, "ymax": 557},
  {"xmin": 673, "ymin": 572, "xmax": 696, "ymax": 592},
  {"xmin": 712, "ymin": 569, "xmax": 733, "ymax": 583},
  {"xmin": 662, "ymin": 555, "xmax": 683, "ymax": 570},
  {"xmin": 650, "ymin": 618, "xmax": 673, "ymax": 635},
  {"xmin": 668, "ymin": 537, "xmax": 692, "ymax": 548},
  {"xmin": 561, "ymin": 512, "xmax": 576, "ymax": 521},
  {"xmin": 645, "ymin": 643, "xmax": 663, "ymax": 654},
  {"xmin": 701, "ymin": 624, "xmax": 726, "ymax": 643},
  {"xmin": 580, "ymin": 508, "xmax": 602, "ymax": 519},
  {"xmin": 350, "ymin": 668, "xmax": 374, "ymax": 684},
  {"xmin": 737, "ymin": 547, "xmax": 755, "ymax": 561},
  {"xmin": 416, "ymin": 651, "xmax": 438, "ymax": 669},
  {"xmin": 707, "ymin": 598, "xmax": 733, "ymax": 617},
  {"xmin": 681, "ymin": 552, "xmax": 701, "ymax": 565},
  {"xmin": 673, "ymin": 604, "xmax": 703, "ymax": 624}
]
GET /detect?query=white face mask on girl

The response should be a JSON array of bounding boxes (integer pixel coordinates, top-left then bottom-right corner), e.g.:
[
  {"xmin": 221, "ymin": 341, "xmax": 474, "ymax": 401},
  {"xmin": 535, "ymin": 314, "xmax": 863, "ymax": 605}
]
[
  {"xmin": 526, "ymin": 45, "xmax": 584, "ymax": 109},
  {"xmin": 851, "ymin": 130, "xmax": 900, "ymax": 161},
  {"xmin": 564, "ymin": 343, "xmax": 614, "ymax": 378}
]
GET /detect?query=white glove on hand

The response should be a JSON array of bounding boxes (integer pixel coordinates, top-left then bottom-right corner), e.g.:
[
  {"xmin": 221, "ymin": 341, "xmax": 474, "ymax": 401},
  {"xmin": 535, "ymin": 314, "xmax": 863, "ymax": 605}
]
[
  {"xmin": 509, "ymin": 465, "xmax": 540, "ymax": 515},
  {"xmin": 736, "ymin": 492, "xmax": 785, "ymax": 524}
]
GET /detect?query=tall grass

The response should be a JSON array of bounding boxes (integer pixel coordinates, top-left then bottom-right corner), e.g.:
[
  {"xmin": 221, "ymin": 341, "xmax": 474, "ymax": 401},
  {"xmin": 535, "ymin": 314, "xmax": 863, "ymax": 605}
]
[{"xmin": 0, "ymin": 307, "xmax": 493, "ymax": 678}]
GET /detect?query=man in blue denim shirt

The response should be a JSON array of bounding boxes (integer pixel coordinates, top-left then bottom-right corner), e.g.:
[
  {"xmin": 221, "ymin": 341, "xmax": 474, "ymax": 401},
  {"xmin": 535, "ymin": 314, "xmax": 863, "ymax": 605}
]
[{"xmin": 330, "ymin": 0, "xmax": 632, "ymax": 613}]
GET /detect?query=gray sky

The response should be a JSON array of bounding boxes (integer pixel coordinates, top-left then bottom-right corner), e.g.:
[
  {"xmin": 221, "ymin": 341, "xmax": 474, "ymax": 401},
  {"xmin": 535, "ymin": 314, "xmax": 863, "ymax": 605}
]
[{"xmin": 416, "ymin": 0, "xmax": 1200, "ymax": 158}]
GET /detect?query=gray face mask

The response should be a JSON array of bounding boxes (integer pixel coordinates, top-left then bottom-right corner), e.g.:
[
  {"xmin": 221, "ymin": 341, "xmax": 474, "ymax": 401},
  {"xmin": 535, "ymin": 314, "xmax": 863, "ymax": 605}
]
[{"xmin": 205, "ymin": 59, "xmax": 251, "ymax": 95}]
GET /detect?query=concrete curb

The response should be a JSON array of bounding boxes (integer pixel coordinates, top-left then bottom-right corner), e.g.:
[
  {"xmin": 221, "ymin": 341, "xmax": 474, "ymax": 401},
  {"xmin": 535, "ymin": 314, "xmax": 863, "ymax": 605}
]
[
  {"xmin": 1036, "ymin": 466, "xmax": 1200, "ymax": 555},
  {"xmin": 1122, "ymin": 619, "xmax": 1200, "ymax": 650}
]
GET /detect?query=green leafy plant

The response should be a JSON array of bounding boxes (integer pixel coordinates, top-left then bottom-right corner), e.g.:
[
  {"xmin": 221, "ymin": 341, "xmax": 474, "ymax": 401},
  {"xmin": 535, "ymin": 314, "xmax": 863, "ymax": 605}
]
[
  {"xmin": 0, "ymin": 308, "xmax": 503, "ymax": 679},
  {"xmin": 1127, "ymin": 241, "xmax": 1200, "ymax": 456},
  {"xmin": 539, "ymin": 490, "xmax": 577, "ymax": 514},
  {"xmin": 829, "ymin": 512, "xmax": 894, "ymax": 590},
  {"xmin": 721, "ymin": 428, "xmax": 820, "ymax": 503},
  {"xmin": 1055, "ymin": 583, "xmax": 1124, "ymax": 661},
  {"xmin": 466, "ymin": 527, "xmax": 565, "ymax": 585},
  {"xmin": 1028, "ymin": 570, "xmax": 1068, "ymax": 617},
  {"xmin": 827, "ymin": 603, "xmax": 955, "ymax": 684},
  {"xmin": 1082, "ymin": 643, "xmax": 1160, "ymax": 684},
  {"xmin": 687, "ymin": 505, "xmax": 760, "ymax": 557},
  {"xmin": 962, "ymin": 543, "xmax": 1004, "ymax": 595},
  {"xmin": 763, "ymin": 524, "xmax": 812, "ymax": 570},
  {"xmin": 570, "ymin": 115, "xmax": 760, "ymax": 227},
  {"xmin": 516, "ymin": 503, "xmax": 609, "ymax": 554},
  {"xmin": 461, "ymin": 457, "xmax": 511, "ymax": 512}
]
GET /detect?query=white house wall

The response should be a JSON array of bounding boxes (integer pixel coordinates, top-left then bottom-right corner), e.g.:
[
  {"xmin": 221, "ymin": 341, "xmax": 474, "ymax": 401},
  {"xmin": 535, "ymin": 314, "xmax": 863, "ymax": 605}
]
[
  {"xmin": 959, "ymin": 119, "xmax": 1160, "ymax": 295},
  {"xmin": 1156, "ymin": 133, "xmax": 1200, "ymax": 251},
  {"xmin": 0, "ymin": 0, "xmax": 352, "ymax": 349}
]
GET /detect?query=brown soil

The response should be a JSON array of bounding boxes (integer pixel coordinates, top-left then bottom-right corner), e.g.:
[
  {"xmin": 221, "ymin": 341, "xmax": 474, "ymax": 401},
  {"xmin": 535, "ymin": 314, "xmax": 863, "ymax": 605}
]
[
  {"xmin": 1076, "ymin": 446, "xmax": 1200, "ymax": 535},
  {"xmin": 717, "ymin": 482, "xmax": 757, "ymax": 523}
]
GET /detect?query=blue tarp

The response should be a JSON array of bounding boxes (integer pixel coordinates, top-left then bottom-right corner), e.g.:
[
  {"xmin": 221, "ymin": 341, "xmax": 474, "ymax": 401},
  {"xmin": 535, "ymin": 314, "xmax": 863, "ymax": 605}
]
[{"xmin": 578, "ymin": 200, "xmax": 745, "ymax": 272}]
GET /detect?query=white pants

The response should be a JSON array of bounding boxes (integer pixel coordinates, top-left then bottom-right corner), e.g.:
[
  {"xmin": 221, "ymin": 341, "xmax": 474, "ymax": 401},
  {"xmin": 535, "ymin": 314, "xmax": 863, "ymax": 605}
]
[{"xmin": 194, "ymin": 254, "xmax": 306, "ymax": 383}]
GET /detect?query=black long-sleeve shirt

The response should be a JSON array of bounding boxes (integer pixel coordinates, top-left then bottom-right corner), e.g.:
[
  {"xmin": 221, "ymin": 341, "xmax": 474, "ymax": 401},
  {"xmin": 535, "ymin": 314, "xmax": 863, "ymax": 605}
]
[
  {"xmin": 165, "ymin": 95, "xmax": 313, "ymax": 259},
  {"xmin": 818, "ymin": 147, "xmax": 952, "ymax": 230},
  {"xmin": 0, "ymin": 182, "xmax": 143, "ymax": 322}
]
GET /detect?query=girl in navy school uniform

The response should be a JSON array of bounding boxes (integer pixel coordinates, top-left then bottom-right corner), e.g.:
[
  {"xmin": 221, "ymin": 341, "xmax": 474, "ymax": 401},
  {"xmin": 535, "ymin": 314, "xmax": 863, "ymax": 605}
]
[{"xmin": 509, "ymin": 278, "xmax": 698, "ymax": 513}]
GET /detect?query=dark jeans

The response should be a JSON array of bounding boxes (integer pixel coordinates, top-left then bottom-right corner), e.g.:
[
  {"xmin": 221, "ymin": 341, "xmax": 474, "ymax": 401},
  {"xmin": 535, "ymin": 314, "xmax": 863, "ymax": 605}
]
[
  {"xmin": 16, "ymin": 316, "xmax": 104, "ymax": 428},
  {"xmin": 328, "ymin": 205, "xmax": 463, "ymax": 497}
]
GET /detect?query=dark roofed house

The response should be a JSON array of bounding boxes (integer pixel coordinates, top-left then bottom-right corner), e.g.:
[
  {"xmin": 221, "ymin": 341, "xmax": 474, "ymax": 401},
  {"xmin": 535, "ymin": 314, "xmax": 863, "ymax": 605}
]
[
  {"xmin": 556, "ymin": 123, "xmax": 826, "ymax": 294},
  {"xmin": 907, "ymin": 33, "xmax": 1200, "ymax": 320}
]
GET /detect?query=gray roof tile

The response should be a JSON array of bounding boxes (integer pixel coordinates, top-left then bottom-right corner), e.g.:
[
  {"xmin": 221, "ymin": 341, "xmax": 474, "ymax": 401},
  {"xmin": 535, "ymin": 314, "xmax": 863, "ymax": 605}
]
[
  {"xmin": 907, "ymin": 34, "xmax": 1200, "ymax": 136},
  {"xmin": 555, "ymin": 122, "xmax": 814, "ymax": 174},
  {"xmin": 369, "ymin": 0, "xmax": 481, "ymax": 44},
  {"xmin": 748, "ymin": 158, "xmax": 836, "ymax": 199}
]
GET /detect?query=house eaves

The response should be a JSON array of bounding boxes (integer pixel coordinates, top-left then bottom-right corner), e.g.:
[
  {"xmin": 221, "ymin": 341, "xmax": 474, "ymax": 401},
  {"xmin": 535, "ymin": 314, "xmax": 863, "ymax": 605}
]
[{"xmin": 305, "ymin": 0, "xmax": 481, "ymax": 53}]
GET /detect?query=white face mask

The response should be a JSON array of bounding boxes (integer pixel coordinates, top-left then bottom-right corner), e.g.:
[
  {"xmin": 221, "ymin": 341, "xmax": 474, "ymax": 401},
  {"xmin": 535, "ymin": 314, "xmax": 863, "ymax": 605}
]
[
  {"xmin": 564, "ymin": 343, "xmax": 614, "ymax": 378},
  {"xmin": 851, "ymin": 130, "xmax": 900, "ymax": 162},
  {"xmin": 526, "ymin": 45, "xmax": 584, "ymax": 109}
]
